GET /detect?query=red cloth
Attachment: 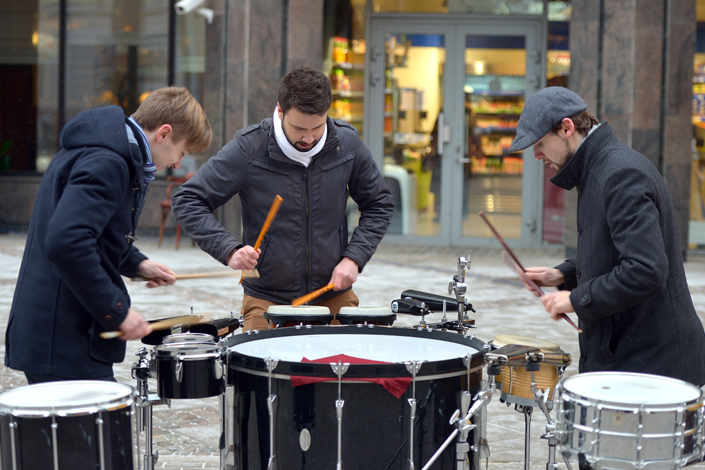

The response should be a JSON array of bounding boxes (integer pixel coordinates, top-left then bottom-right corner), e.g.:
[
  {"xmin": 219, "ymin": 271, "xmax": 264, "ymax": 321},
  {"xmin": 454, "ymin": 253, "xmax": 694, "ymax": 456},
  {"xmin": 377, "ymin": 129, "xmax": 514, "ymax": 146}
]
[{"xmin": 290, "ymin": 354, "xmax": 411, "ymax": 399}]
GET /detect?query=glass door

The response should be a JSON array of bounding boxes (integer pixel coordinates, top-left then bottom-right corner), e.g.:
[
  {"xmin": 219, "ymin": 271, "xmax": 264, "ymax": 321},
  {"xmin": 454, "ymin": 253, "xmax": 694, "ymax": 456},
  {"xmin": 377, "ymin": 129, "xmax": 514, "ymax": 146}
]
[
  {"xmin": 367, "ymin": 16, "xmax": 544, "ymax": 247},
  {"xmin": 367, "ymin": 21, "xmax": 450, "ymax": 242},
  {"xmin": 454, "ymin": 21, "xmax": 544, "ymax": 247}
]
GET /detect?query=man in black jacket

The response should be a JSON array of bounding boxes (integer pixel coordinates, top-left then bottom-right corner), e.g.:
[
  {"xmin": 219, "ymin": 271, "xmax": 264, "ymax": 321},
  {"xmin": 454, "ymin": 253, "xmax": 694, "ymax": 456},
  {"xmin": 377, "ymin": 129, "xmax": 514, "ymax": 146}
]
[
  {"xmin": 511, "ymin": 86, "xmax": 705, "ymax": 386},
  {"xmin": 6, "ymin": 87, "xmax": 213, "ymax": 384},
  {"xmin": 172, "ymin": 66, "xmax": 393, "ymax": 331}
]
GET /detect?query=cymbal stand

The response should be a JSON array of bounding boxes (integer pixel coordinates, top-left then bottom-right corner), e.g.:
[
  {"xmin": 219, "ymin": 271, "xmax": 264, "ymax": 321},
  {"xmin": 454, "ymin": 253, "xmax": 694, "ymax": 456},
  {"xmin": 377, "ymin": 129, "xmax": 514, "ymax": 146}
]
[
  {"xmin": 421, "ymin": 389, "xmax": 492, "ymax": 470},
  {"xmin": 132, "ymin": 347, "xmax": 165, "ymax": 470},
  {"xmin": 448, "ymin": 256, "xmax": 471, "ymax": 325},
  {"xmin": 532, "ymin": 367, "xmax": 570, "ymax": 470}
]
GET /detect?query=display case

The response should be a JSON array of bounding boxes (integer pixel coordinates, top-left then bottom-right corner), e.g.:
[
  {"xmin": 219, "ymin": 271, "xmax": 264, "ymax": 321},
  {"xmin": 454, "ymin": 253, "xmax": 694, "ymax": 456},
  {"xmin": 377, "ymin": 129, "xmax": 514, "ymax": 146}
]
[
  {"xmin": 466, "ymin": 75, "xmax": 525, "ymax": 175},
  {"xmin": 327, "ymin": 37, "xmax": 365, "ymax": 136}
]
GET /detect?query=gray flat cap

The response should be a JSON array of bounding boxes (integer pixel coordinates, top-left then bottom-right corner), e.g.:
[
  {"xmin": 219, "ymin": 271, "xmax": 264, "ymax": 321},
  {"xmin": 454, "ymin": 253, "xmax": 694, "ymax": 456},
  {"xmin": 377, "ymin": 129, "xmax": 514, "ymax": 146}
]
[{"xmin": 509, "ymin": 87, "xmax": 587, "ymax": 153}]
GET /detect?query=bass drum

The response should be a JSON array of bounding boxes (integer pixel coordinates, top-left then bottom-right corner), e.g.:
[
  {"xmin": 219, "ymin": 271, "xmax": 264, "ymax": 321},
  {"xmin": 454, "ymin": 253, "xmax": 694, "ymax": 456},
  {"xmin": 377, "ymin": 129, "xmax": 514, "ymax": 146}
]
[{"xmin": 224, "ymin": 325, "xmax": 487, "ymax": 469}]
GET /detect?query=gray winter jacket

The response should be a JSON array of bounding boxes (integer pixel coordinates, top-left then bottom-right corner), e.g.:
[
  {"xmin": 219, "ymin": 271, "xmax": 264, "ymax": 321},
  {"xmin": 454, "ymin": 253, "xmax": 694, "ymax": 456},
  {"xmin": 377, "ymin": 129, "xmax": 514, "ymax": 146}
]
[
  {"xmin": 172, "ymin": 116, "xmax": 393, "ymax": 304},
  {"xmin": 551, "ymin": 122, "xmax": 705, "ymax": 386}
]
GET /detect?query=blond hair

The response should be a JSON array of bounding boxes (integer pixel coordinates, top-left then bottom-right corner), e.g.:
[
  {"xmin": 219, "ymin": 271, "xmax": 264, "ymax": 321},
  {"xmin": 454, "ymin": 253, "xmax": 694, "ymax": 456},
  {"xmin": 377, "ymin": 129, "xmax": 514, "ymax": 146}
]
[{"xmin": 132, "ymin": 87, "xmax": 212, "ymax": 154}]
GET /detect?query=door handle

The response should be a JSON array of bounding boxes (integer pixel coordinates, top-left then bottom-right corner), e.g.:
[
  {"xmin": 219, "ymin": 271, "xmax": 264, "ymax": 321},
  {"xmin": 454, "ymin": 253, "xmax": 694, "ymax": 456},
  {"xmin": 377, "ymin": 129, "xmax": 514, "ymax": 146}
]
[{"xmin": 456, "ymin": 158, "xmax": 471, "ymax": 163}]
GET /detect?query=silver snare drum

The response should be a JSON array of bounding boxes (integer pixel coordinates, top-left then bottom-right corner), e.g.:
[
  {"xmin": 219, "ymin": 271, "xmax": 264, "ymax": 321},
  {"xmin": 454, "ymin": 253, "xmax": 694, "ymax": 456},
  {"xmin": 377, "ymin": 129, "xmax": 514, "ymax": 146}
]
[
  {"xmin": 0, "ymin": 380, "xmax": 135, "ymax": 469},
  {"xmin": 556, "ymin": 372, "xmax": 704, "ymax": 470}
]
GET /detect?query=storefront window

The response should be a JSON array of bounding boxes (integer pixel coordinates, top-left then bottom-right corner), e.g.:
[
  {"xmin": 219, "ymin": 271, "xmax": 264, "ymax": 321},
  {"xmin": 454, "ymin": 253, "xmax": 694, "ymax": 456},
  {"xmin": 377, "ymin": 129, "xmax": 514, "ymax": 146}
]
[
  {"xmin": 371, "ymin": 0, "xmax": 544, "ymax": 15},
  {"xmin": 1, "ymin": 0, "xmax": 205, "ymax": 175},
  {"xmin": 690, "ymin": 15, "xmax": 705, "ymax": 248}
]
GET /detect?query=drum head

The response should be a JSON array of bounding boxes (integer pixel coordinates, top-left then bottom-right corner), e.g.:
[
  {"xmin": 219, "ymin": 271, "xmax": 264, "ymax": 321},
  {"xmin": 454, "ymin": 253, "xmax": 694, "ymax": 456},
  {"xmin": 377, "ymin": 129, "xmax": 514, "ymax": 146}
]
[
  {"xmin": 494, "ymin": 334, "xmax": 560, "ymax": 351},
  {"xmin": 266, "ymin": 305, "xmax": 330, "ymax": 316},
  {"xmin": 0, "ymin": 381, "xmax": 134, "ymax": 417},
  {"xmin": 227, "ymin": 325, "xmax": 486, "ymax": 380},
  {"xmin": 163, "ymin": 332, "xmax": 215, "ymax": 344},
  {"xmin": 337, "ymin": 307, "xmax": 396, "ymax": 325},
  {"xmin": 562, "ymin": 371, "xmax": 702, "ymax": 405},
  {"xmin": 264, "ymin": 305, "xmax": 334, "ymax": 324}
]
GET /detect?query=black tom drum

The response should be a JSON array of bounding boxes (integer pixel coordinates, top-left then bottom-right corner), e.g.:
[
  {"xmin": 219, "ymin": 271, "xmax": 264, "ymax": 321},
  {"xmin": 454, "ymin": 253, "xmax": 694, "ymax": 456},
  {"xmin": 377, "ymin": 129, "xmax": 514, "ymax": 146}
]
[{"xmin": 154, "ymin": 342, "xmax": 225, "ymax": 399}]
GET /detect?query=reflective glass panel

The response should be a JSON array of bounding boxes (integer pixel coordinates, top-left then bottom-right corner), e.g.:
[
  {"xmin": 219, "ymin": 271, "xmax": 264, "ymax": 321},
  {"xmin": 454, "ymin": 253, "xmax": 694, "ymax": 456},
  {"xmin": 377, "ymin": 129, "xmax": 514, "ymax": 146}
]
[{"xmin": 463, "ymin": 35, "xmax": 526, "ymax": 239}]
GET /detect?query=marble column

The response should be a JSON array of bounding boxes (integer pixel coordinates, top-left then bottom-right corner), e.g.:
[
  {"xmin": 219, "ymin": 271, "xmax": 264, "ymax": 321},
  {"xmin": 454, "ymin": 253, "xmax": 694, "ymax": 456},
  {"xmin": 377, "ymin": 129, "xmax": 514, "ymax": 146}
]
[{"xmin": 568, "ymin": 0, "xmax": 696, "ymax": 256}]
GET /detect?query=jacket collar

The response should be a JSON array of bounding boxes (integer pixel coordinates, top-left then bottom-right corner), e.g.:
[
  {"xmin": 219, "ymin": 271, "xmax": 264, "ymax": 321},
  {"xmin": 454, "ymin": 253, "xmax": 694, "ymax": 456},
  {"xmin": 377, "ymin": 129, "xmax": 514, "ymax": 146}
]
[
  {"xmin": 264, "ymin": 116, "xmax": 341, "ymax": 166},
  {"xmin": 550, "ymin": 121, "xmax": 614, "ymax": 191}
]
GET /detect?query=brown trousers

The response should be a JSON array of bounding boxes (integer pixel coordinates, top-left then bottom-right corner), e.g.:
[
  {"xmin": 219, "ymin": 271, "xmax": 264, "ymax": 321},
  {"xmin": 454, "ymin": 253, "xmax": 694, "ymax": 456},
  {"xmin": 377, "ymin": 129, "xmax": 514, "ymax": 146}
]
[{"xmin": 241, "ymin": 290, "xmax": 360, "ymax": 332}]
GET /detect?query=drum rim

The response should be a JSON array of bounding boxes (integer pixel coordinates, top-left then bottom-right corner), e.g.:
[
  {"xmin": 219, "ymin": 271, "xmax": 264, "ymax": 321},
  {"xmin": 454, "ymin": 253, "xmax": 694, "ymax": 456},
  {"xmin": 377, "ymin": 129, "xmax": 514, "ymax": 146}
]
[
  {"xmin": 163, "ymin": 332, "xmax": 216, "ymax": 343},
  {"xmin": 225, "ymin": 325, "xmax": 487, "ymax": 379},
  {"xmin": 155, "ymin": 342, "xmax": 224, "ymax": 356},
  {"xmin": 0, "ymin": 380, "xmax": 135, "ymax": 417},
  {"xmin": 559, "ymin": 371, "xmax": 704, "ymax": 407}
]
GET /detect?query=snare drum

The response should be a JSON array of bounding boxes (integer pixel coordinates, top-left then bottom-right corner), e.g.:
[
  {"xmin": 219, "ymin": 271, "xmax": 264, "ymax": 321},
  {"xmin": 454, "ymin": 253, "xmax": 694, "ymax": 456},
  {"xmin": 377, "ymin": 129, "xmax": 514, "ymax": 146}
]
[
  {"xmin": 264, "ymin": 305, "xmax": 334, "ymax": 328},
  {"xmin": 224, "ymin": 325, "xmax": 487, "ymax": 469},
  {"xmin": 493, "ymin": 334, "xmax": 561, "ymax": 407},
  {"xmin": 154, "ymin": 342, "xmax": 225, "ymax": 399},
  {"xmin": 0, "ymin": 381, "xmax": 135, "ymax": 469},
  {"xmin": 163, "ymin": 332, "xmax": 216, "ymax": 344},
  {"xmin": 557, "ymin": 372, "xmax": 704, "ymax": 469},
  {"xmin": 336, "ymin": 306, "xmax": 396, "ymax": 326}
]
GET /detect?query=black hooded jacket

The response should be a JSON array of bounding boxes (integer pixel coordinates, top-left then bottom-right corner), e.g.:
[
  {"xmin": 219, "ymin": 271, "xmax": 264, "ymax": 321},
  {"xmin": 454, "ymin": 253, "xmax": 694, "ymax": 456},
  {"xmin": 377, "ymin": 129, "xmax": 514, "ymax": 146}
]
[{"xmin": 6, "ymin": 105, "xmax": 149, "ymax": 378}]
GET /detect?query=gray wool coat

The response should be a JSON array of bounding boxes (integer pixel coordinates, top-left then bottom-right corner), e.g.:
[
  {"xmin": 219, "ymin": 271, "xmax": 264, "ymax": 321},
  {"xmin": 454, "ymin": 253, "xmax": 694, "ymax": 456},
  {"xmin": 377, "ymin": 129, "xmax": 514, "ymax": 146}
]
[{"xmin": 550, "ymin": 122, "xmax": 705, "ymax": 386}]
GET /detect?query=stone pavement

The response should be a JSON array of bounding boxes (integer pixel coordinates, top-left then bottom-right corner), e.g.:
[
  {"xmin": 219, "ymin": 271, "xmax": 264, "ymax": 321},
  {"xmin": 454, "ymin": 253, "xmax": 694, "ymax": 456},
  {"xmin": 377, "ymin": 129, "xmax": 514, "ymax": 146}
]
[{"xmin": 1, "ymin": 232, "xmax": 705, "ymax": 469}]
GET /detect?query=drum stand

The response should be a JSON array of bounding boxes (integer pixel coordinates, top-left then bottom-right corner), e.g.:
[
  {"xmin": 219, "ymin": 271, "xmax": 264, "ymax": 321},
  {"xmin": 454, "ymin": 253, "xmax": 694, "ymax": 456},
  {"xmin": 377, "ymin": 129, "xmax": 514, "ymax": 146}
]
[
  {"xmin": 132, "ymin": 347, "xmax": 167, "ymax": 470},
  {"xmin": 531, "ymin": 368, "xmax": 568, "ymax": 470}
]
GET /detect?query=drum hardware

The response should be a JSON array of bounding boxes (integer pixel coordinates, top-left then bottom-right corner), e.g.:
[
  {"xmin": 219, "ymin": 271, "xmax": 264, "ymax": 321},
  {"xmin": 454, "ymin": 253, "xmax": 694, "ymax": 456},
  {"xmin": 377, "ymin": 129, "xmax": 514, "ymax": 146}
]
[
  {"xmin": 331, "ymin": 361, "xmax": 350, "ymax": 470},
  {"xmin": 406, "ymin": 360, "xmax": 423, "ymax": 470},
  {"xmin": 132, "ymin": 347, "xmax": 164, "ymax": 470},
  {"xmin": 265, "ymin": 357, "xmax": 279, "ymax": 470},
  {"xmin": 421, "ymin": 389, "xmax": 492, "ymax": 470}
]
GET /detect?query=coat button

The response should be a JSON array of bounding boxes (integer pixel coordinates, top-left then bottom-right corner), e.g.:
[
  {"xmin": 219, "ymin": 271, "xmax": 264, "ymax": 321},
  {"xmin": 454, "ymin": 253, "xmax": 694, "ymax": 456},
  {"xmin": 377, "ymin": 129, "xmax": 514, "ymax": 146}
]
[
  {"xmin": 116, "ymin": 302, "xmax": 124, "ymax": 310},
  {"xmin": 581, "ymin": 294, "xmax": 589, "ymax": 303},
  {"xmin": 576, "ymin": 268, "xmax": 581, "ymax": 279},
  {"xmin": 104, "ymin": 315, "xmax": 113, "ymax": 322}
]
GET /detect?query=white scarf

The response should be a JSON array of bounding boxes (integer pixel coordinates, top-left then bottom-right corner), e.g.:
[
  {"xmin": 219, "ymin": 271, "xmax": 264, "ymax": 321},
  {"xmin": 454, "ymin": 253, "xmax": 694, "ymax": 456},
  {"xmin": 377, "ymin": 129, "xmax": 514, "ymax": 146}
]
[{"xmin": 272, "ymin": 107, "xmax": 327, "ymax": 167}]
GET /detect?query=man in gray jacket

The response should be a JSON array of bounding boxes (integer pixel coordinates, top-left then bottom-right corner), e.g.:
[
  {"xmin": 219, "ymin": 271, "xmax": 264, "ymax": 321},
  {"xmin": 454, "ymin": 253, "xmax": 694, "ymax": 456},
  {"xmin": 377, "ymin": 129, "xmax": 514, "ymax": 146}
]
[
  {"xmin": 512, "ymin": 87, "xmax": 705, "ymax": 387},
  {"xmin": 172, "ymin": 66, "xmax": 393, "ymax": 331}
]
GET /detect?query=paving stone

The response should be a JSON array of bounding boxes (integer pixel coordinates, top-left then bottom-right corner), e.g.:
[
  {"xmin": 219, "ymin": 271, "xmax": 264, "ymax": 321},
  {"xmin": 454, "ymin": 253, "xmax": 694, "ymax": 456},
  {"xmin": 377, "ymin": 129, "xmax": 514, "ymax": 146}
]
[{"xmin": 1, "ymin": 233, "xmax": 705, "ymax": 469}]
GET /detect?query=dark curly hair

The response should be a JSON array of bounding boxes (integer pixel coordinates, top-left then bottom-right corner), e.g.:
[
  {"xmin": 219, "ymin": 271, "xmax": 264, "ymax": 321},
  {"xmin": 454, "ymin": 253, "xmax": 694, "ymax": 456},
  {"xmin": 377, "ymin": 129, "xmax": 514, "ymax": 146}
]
[
  {"xmin": 551, "ymin": 109, "xmax": 600, "ymax": 137},
  {"xmin": 277, "ymin": 66, "xmax": 331, "ymax": 116}
]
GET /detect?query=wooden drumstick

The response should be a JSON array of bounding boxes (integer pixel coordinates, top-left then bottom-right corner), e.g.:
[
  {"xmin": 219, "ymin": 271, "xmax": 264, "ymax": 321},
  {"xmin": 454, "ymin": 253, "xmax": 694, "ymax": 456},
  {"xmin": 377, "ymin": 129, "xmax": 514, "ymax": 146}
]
[
  {"xmin": 133, "ymin": 269, "xmax": 259, "ymax": 282},
  {"xmin": 479, "ymin": 211, "xmax": 525, "ymax": 271},
  {"xmin": 292, "ymin": 283, "xmax": 335, "ymax": 307},
  {"xmin": 502, "ymin": 251, "xmax": 582, "ymax": 333},
  {"xmin": 240, "ymin": 194, "xmax": 283, "ymax": 284},
  {"xmin": 100, "ymin": 315, "xmax": 202, "ymax": 339}
]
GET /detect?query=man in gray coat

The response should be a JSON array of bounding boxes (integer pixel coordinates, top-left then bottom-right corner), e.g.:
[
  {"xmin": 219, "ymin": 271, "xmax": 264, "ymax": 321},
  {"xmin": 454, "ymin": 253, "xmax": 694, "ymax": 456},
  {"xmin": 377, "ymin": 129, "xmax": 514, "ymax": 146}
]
[
  {"xmin": 172, "ymin": 66, "xmax": 393, "ymax": 331},
  {"xmin": 512, "ymin": 87, "xmax": 705, "ymax": 387}
]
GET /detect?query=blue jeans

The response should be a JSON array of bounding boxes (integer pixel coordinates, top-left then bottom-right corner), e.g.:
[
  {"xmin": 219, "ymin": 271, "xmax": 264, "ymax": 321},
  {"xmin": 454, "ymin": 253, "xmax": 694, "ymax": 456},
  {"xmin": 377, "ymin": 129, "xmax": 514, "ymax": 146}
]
[{"xmin": 25, "ymin": 372, "xmax": 116, "ymax": 385}]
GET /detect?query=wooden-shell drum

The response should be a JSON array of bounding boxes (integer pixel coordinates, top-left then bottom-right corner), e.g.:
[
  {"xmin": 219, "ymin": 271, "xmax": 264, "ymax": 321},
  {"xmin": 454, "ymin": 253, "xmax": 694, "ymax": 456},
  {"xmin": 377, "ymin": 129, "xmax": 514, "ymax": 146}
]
[{"xmin": 493, "ymin": 334, "xmax": 561, "ymax": 407}]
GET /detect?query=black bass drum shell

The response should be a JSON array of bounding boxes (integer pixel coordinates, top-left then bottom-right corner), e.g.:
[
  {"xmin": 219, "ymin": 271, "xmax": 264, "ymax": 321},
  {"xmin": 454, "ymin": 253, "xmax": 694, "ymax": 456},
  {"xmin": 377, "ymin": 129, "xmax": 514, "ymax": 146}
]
[{"xmin": 225, "ymin": 325, "xmax": 487, "ymax": 469}]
